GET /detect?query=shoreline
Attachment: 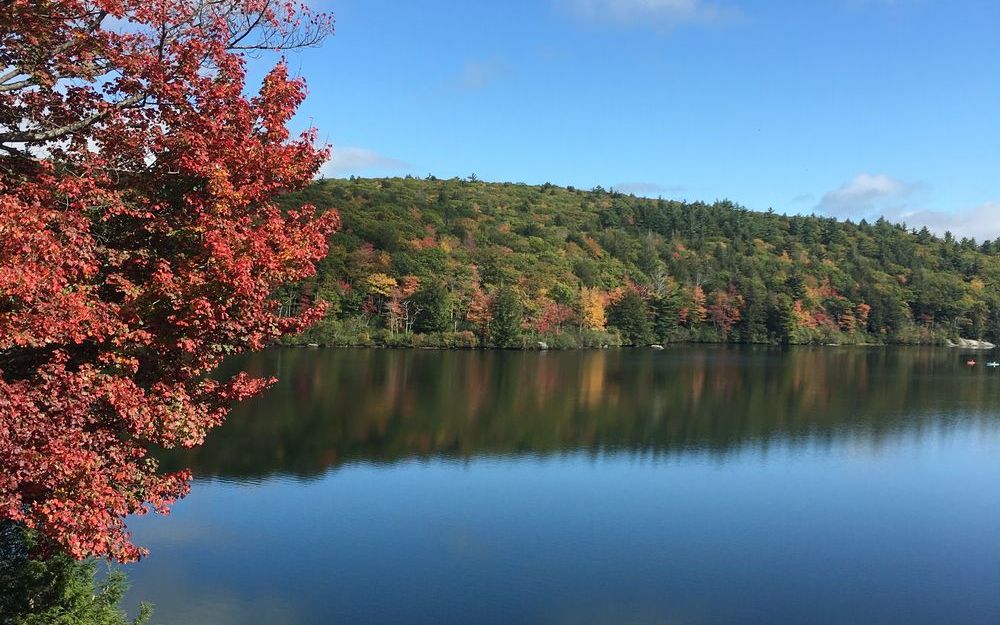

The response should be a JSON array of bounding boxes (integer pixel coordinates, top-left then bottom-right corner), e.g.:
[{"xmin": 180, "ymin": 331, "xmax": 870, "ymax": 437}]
[{"xmin": 280, "ymin": 339, "xmax": 995, "ymax": 351}]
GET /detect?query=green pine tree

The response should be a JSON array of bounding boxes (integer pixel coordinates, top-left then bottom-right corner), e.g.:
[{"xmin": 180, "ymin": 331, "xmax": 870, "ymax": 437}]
[
  {"xmin": 489, "ymin": 286, "xmax": 523, "ymax": 348},
  {"xmin": 608, "ymin": 291, "xmax": 653, "ymax": 346}
]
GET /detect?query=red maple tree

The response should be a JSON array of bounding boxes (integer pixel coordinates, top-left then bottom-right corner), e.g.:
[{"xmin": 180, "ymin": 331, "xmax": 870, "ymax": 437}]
[{"xmin": 0, "ymin": 1, "xmax": 336, "ymax": 561}]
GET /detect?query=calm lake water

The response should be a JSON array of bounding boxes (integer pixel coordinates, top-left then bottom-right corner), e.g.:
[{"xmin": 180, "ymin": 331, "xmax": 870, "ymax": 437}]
[{"xmin": 127, "ymin": 347, "xmax": 1000, "ymax": 625}]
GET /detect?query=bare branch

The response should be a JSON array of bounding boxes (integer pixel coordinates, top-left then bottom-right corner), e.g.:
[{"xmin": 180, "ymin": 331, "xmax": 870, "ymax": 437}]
[{"xmin": 0, "ymin": 77, "xmax": 34, "ymax": 92}]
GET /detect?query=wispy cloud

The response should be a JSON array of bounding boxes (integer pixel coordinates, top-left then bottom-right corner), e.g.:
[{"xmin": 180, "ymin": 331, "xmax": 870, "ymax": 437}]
[
  {"xmin": 319, "ymin": 146, "xmax": 408, "ymax": 177},
  {"xmin": 558, "ymin": 0, "xmax": 737, "ymax": 30},
  {"xmin": 613, "ymin": 181, "xmax": 685, "ymax": 196},
  {"xmin": 456, "ymin": 60, "xmax": 510, "ymax": 91},
  {"xmin": 895, "ymin": 202, "xmax": 1000, "ymax": 242},
  {"xmin": 815, "ymin": 173, "xmax": 917, "ymax": 218},
  {"xmin": 816, "ymin": 172, "xmax": 1000, "ymax": 241}
]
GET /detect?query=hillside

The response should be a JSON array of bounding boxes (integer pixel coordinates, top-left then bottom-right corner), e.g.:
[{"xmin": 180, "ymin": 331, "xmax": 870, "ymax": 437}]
[{"xmin": 277, "ymin": 177, "xmax": 1000, "ymax": 347}]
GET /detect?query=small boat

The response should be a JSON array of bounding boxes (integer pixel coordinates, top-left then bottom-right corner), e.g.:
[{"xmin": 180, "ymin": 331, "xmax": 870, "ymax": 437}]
[
  {"xmin": 987, "ymin": 362, "xmax": 1000, "ymax": 368},
  {"xmin": 967, "ymin": 360, "xmax": 977, "ymax": 366}
]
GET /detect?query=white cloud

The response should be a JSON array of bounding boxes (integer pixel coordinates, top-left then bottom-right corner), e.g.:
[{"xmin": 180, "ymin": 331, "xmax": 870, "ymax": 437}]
[
  {"xmin": 816, "ymin": 172, "xmax": 1000, "ymax": 241},
  {"xmin": 896, "ymin": 202, "xmax": 1000, "ymax": 242},
  {"xmin": 815, "ymin": 173, "xmax": 916, "ymax": 218},
  {"xmin": 560, "ymin": 0, "xmax": 736, "ymax": 29},
  {"xmin": 318, "ymin": 147, "xmax": 408, "ymax": 177}
]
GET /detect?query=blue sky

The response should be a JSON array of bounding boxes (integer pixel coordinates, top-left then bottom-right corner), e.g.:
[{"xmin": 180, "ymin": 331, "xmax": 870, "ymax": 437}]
[{"xmin": 260, "ymin": 0, "xmax": 1000, "ymax": 240}]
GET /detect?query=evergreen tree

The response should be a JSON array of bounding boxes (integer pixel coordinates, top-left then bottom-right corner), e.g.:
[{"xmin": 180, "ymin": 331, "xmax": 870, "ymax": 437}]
[
  {"xmin": 650, "ymin": 293, "xmax": 682, "ymax": 343},
  {"xmin": 608, "ymin": 291, "xmax": 653, "ymax": 345},
  {"xmin": 411, "ymin": 282, "xmax": 452, "ymax": 334},
  {"xmin": 768, "ymin": 294, "xmax": 796, "ymax": 345},
  {"xmin": 0, "ymin": 523, "xmax": 151, "ymax": 625},
  {"xmin": 489, "ymin": 287, "xmax": 523, "ymax": 348},
  {"xmin": 738, "ymin": 279, "xmax": 769, "ymax": 343}
]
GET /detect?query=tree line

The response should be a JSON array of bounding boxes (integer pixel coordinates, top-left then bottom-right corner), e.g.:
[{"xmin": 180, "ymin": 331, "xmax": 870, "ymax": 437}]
[{"xmin": 281, "ymin": 176, "xmax": 1000, "ymax": 348}]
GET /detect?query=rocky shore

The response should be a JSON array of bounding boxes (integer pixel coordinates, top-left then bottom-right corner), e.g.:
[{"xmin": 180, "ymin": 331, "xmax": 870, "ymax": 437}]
[{"xmin": 947, "ymin": 338, "xmax": 997, "ymax": 350}]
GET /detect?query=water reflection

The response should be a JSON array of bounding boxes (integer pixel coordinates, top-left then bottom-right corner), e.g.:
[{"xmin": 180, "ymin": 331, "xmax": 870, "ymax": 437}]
[
  {"xmin": 159, "ymin": 346, "xmax": 1000, "ymax": 481},
  {"xmin": 131, "ymin": 347, "xmax": 1000, "ymax": 625}
]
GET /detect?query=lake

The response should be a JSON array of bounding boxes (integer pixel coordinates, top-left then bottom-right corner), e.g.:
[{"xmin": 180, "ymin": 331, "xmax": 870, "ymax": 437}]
[{"xmin": 126, "ymin": 347, "xmax": 1000, "ymax": 625}]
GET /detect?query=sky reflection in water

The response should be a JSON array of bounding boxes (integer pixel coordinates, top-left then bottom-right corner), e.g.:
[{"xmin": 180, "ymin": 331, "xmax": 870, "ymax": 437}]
[{"xmin": 128, "ymin": 347, "xmax": 1000, "ymax": 625}]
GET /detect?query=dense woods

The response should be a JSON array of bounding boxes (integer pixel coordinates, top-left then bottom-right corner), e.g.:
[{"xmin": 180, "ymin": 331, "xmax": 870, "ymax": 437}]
[{"xmin": 282, "ymin": 176, "xmax": 1000, "ymax": 348}]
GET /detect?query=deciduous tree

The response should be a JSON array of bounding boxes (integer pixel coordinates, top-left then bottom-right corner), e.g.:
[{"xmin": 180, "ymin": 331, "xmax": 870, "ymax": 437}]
[
  {"xmin": 0, "ymin": 0, "xmax": 335, "ymax": 561},
  {"xmin": 579, "ymin": 287, "xmax": 607, "ymax": 331}
]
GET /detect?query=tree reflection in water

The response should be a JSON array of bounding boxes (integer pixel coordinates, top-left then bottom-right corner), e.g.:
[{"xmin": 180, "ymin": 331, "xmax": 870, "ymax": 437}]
[{"xmin": 158, "ymin": 346, "xmax": 1000, "ymax": 481}]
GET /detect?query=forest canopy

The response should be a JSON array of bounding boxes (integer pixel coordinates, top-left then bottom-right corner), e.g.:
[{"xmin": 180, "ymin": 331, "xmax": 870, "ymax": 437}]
[{"xmin": 281, "ymin": 176, "xmax": 1000, "ymax": 348}]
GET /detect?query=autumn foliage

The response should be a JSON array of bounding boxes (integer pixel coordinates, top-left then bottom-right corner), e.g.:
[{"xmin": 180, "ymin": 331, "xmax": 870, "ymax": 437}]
[{"xmin": 0, "ymin": 1, "xmax": 335, "ymax": 561}]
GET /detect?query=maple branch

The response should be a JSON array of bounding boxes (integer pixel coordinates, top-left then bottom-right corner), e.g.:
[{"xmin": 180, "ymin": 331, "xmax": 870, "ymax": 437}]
[
  {"xmin": 0, "ymin": 10, "xmax": 107, "ymax": 90},
  {"xmin": 0, "ymin": 93, "xmax": 146, "ymax": 145},
  {"xmin": 0, "ymin": 77, "xmax": 34, "ymax": 93}
]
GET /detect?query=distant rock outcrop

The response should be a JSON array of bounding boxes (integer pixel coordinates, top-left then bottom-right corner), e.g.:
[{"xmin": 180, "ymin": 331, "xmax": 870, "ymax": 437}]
[{"xmin": 947, "ymin": 338, "xmax": 996, "ymax": 350}]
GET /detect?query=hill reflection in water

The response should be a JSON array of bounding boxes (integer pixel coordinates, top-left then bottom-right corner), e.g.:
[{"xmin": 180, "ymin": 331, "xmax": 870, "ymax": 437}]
[{"xmin": 158, "ymin": 346, "xmax": 1000, "ymax": 481}]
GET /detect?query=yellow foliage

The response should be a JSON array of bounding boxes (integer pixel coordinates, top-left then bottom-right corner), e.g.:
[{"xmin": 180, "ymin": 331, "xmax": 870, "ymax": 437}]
[
  {"xmin": 581, "ymin": 235, "xmax": 603, "ymax": 258},
  {"xmin": 367, "ymin": 273, "xmax": 398, "ymax": 297},
  {"xmin": 580, "ymin": 287, "xmax": 606, "ymax": 330}
]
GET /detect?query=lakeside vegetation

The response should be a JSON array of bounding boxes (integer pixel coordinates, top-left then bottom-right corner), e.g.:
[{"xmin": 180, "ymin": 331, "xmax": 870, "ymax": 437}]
[
  {"xmin": 279, "ymin": 177, "xmax": 1000, "ymax": 348},
  {"xmin": 0, "ymin": 524, "xmax": 150, "ymax": 625}
]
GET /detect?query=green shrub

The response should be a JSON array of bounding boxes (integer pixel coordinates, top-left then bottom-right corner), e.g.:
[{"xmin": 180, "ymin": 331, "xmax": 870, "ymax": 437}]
[{"xmin": 0, "ymin": 524, "xmax": 151, "ymax": 625}]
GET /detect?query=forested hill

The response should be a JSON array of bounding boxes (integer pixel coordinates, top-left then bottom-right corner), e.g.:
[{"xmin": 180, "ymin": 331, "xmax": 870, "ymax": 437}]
[{"xmin": 278, "ymin": 176, "xmax": 1000, "ymax": 347}]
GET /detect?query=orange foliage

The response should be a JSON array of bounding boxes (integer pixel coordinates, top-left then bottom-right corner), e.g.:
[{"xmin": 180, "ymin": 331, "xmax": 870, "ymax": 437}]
[
  {"xmin": 466, "ymin": 285, "xmax": 493, "ymax": 335},
  {"xmin": 708, "ymin": 286, "xmax": 744, "ymax": 336},
  {"xmin": 533, "ymin": 299, "xmax": 575, "ymax": 334},
  {"xmin": 690, "ymin": 286, "xmax": 708, "ymax": 324},
  {"xmin": 793, "ymin": 300, "xmax": 817, "ymax": 329}
]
